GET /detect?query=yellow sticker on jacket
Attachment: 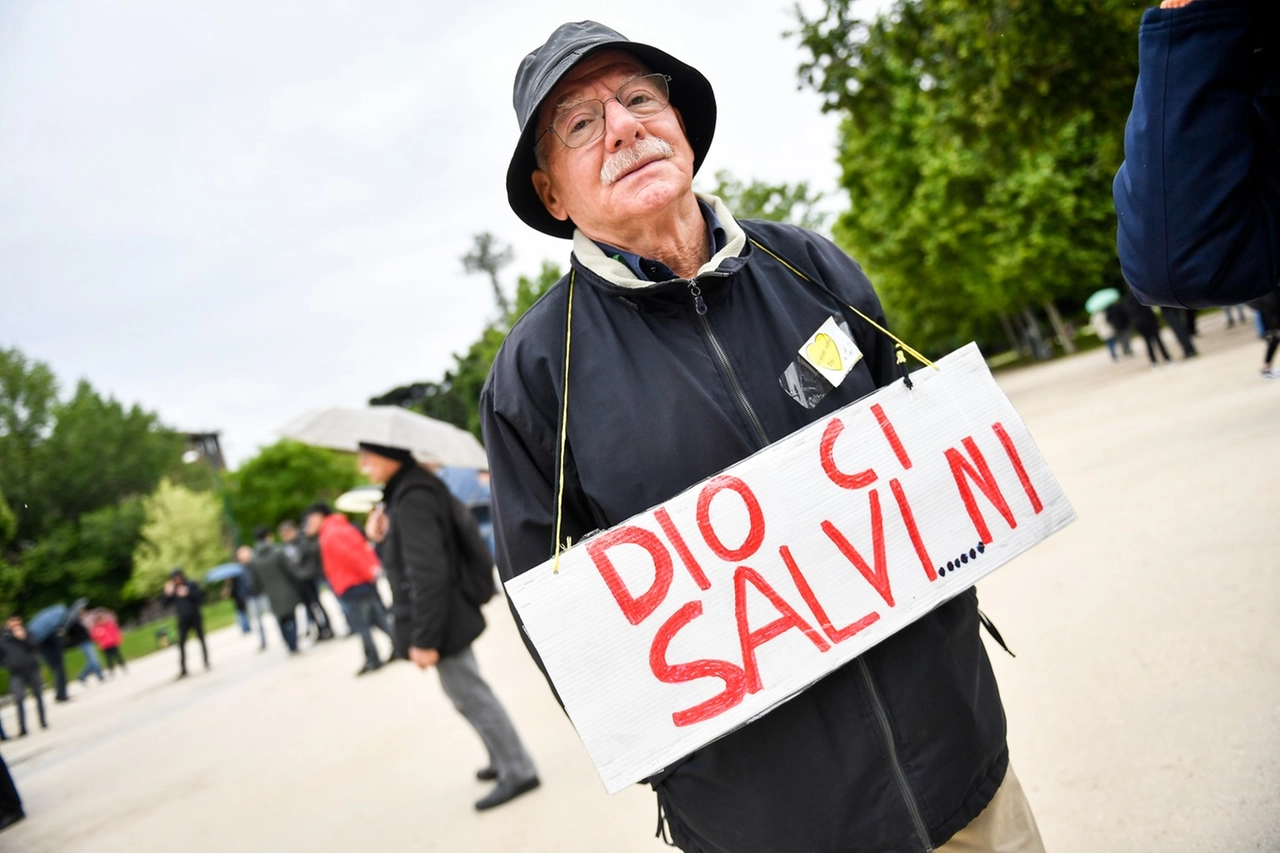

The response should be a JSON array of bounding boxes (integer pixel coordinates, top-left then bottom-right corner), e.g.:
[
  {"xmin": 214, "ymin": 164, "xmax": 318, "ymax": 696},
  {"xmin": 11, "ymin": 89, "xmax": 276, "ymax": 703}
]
[{"xmin": 799, "ymin": 318, "xmax": 862, "ymax": 387}]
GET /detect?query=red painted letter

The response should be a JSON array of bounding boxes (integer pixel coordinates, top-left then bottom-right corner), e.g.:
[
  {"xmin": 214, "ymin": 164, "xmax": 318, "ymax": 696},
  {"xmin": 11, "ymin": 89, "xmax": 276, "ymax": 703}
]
[
  {"xmin": 992, "ymin": 422, "xmax": 1043, "ymax": 514},
  {"xmin": 821, "ymin": 489, "xmax": 894, "ymax": 607},
  {"xmin": 820, "ymin": 418, "xmax": 877, "ymax": 490},
  {"xmin": 734, "ymin": 566, "xmax": 831, "ymax": 692},
  {"xmin": 779, "ymin": 546, "xmax": 881, "ymax": 643},
  {"xmin": 889, "ymin": 478, "xmax": 935, "ymax": 581},
  {"xmin": 585, "ymin": 526, "xmax": 673, "ymax": 626},
  {"xmin": 654, "ymin": 507, "xmax": 712, "ymax": 591},
  {"xmin": 872, "ymin": 404, "xmax": 912, "ymax": 470},
  {"xmin": 650, "ymin": 601, "xmax": 748, "ymax": 727},
  {"xmin": 696, "ymin": 476, "xmax": 766, "ymax": 563},
  {"xmin": 945, "ymin": 437, "xmax": 1017, "ymax": 545}
]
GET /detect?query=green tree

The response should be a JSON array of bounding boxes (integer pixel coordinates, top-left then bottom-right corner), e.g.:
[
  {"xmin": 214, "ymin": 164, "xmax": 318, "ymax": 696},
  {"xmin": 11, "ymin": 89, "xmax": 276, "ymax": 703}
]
[
  {"xmin": 129, "ymin": 479, "xmax": 228, "ymax": 598},
  {"xmin": 703, "ymin": 170, "xmax": 829, "ymax": 232},
  {"xmin": 0, "ymin": 347, "xmax": 58, "ymax": 545},
  {"xmin": 225, "ymin": 440, "xmax": 362, "ymax": 538},
  {"xmin": 793, "ymin": 0, "xmax": 1142, "ymax": 355},
  {"xmin": 372, "ymin": 259, "xmax": 562, "ymax": 438},
  {"xmin": 0, "ymin": 347, "xmax": 187, "ymax": 617}
]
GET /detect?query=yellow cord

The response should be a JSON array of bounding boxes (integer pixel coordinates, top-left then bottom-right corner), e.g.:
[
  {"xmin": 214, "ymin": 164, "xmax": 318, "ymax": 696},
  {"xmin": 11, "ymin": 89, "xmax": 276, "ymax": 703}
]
[
  {"xmin": 551, "ymin": 271, "xmax": 575, "ymax": 574},
  {"xmin": 749, "ymin": 238, "xmax": 937, "ymax": 370}
]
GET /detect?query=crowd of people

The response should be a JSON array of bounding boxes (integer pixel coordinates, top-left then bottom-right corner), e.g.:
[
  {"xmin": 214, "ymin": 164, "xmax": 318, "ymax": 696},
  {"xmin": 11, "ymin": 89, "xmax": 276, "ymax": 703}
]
[{"xmin": 1088, "ymin": 296, "xmax": 1279, "ymax": 374}]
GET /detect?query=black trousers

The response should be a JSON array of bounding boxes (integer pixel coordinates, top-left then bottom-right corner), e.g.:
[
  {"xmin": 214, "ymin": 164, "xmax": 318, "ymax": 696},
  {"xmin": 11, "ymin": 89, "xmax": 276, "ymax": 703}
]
[
  {"xmin": 177, "ymin": 616, "xmax": 208, "ymax": 673},
  {"xmin": 37, "ymin": 636, "xmax": 68, "ymax": 701},
  {"xmin": 299, "ymin": 579, "xmax": 334, "ymax": 638},
  {"xmin": 103, "ymin": 646, "xmax": 127, "ymax": 673}
]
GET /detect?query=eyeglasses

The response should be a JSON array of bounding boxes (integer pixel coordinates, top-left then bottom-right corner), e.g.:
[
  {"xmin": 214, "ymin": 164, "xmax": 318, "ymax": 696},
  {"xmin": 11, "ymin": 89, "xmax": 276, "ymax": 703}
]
[{"xmin": 542, "ymin": 73, "xmax": 672, "ymax": 149}]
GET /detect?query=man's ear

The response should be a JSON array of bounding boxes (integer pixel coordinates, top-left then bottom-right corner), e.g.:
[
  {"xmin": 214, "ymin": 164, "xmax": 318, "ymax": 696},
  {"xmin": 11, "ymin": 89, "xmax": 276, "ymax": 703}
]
[{"xmin": 532, "ymin": 169, "xmax": 570, "ymax": 222}]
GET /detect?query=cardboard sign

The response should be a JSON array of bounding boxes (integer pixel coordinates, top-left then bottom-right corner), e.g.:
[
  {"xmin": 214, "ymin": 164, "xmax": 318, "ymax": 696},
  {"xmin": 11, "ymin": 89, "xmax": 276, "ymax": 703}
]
[{"xmin": 505, "ymin": 343, "xmax": 1075, "ymax": 793}]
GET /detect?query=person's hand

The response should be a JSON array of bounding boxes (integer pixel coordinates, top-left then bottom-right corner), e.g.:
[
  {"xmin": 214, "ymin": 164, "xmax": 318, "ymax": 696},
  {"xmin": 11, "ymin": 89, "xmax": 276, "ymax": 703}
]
[
  {"xmin": 176, "ymin": 584, "xmax": 188, "ymax": 597},
  {"xmin": 1160, "ymin": 0, "xmax": 1196, "ymax": 8},
  {"xmin": 409, "ymin": 647, "xmax": 439, "ymax": 670},
  {"xmin": 164, "ymin": 580, "xmax": 176, "ymax": 595},
  {"xmin": 365, "ymin": 505, "xmax": 389, "ymax": 543}
]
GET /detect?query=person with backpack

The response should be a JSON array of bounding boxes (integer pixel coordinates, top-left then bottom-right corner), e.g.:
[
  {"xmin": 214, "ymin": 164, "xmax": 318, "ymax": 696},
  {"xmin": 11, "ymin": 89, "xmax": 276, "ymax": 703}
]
[{"xmin": 358, "ymin": 442, "xmax": 539, "ymax": 811}]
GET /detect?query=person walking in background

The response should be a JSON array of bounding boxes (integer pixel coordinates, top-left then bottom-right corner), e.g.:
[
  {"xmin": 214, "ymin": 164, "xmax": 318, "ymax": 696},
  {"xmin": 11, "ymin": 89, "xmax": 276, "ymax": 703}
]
[
  {"xmin": 247, "ymin": 528, "xmax": 304, "ymax": 655},
  {"xmin": 1090, "ymin": 311, "xmax": 1120, "ymax": 361},
  {"xmin": 1126, "ymin": 291, "xmax": 1174, "ymax": 367},
  {"xmin": 66, "ymin": 615, "xmax": 105, "ymax": 685},
  {"xmin": 1104, "ymin": 299, "xmax": 1133, "ymax": 358},
  {"xmin": 1247, "ymin": 290, "xmax": 1280, "ymax": 378},
  {"xmin": 31, "ymin": 618, "xmax": 69, "ymax": 703},
  {"xmin": 88, "ymin": 610, "xmax": 126, "ymax": 676},
  {"xmin": 236, "ymin": 546, "xmax": 269, "ymax": 651},
  {"xmin": 306, "ymin": 504, "xmax": 393, "ymax": 676},
  {"xmin": 360, "ymin": 443, "xmax": 539, "ymax": 810},
  {"xmin": 1161, "ymin": 307, "xmax": 1198, "ymax": 358},
  {"xmin": 279, "ymin": 520, "xmax": 334, "ymax": 642},
  {"xmin": 164, "ymin": 569, "xmax": 209, "ymax": 679},
  {"xmin": 0, "ymin": 616, "xmax": 48, "ymax": 736}
]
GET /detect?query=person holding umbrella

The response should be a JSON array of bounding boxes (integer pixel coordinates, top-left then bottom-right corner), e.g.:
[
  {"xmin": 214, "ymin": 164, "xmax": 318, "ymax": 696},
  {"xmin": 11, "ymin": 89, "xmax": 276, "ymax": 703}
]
[
  {"xmin": 26, "ymin": 605, "xmax": 70, "ymax": 703},
  {"xmin": 164, "ymin": 569, "xmax": 209, "ymax": 679}
]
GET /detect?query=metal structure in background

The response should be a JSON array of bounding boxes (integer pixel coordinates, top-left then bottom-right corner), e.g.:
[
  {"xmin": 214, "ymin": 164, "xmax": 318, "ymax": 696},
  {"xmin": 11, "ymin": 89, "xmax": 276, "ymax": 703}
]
[{"xmin": 184, "ymin": 430, "xmax": 238, "ymax": 546}]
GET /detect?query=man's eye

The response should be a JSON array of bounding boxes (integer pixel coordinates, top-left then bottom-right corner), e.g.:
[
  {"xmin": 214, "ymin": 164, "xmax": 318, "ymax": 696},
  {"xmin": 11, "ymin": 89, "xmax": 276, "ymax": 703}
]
[
  {"xmin": 624, "ymin": 92, "xmax": 652, "ymax": 109},
  {"xmin": 569, "ymin": 115, "xmax": 595, "ymax": 135}
]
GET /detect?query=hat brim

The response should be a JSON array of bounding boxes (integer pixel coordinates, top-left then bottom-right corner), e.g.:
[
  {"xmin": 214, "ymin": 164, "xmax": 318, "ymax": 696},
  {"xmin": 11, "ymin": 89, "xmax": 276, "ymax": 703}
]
[{"xmin": 506, "ymin": 41, "xmax": 717, "ymax": 239}]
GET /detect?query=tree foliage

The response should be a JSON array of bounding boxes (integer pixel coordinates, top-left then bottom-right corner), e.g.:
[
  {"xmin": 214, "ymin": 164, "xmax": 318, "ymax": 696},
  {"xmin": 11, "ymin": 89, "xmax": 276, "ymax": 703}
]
[
  {"xmin": 0, "ymin": 347, "xmax": 187, "ymax": 617},
  {"xmin": 225, "ymin": 439, "xmax": 362, "ymax": 538},
  {"xmin": 129, "ymin": 479, "xmax": 228, "ymax": 598},
  {"xmin": 371, "ymin": 257, "xmax": 561, "ymax": 438},
  {"xmin": 703, "ymin": 169, "xmax": 829, "ymax": 232},
  {"xmin": 792, "ymin": 0, "xmax": 1143, "ymax": 354}
]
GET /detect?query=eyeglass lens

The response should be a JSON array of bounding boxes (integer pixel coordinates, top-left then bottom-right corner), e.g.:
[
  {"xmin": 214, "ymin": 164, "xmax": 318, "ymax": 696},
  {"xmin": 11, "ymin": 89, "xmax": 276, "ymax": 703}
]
[{"xmin": 552, "ymin": 73, "xmax": 670, "ymax": 149}]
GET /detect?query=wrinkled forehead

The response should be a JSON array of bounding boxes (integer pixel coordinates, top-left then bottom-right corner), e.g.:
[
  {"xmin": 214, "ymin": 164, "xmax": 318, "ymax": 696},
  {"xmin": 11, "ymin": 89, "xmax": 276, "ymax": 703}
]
[{"xmin": 539, "ymin": 49, "xmax": 651, "ymax": 123}]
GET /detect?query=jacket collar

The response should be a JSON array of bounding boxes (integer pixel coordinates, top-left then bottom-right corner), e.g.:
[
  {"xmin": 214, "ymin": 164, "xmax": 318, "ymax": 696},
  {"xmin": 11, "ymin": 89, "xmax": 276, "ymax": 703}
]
[{"xmin": 569, "ymin": 193, "xmax": 748, "ymax": 289}]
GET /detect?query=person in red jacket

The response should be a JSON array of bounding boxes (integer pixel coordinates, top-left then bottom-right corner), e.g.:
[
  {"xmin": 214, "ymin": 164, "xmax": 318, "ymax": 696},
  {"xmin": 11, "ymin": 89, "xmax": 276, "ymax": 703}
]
[
  {"xmin": 88, "ymin": 610, "xmax": 127, "ymax": 676},
  {"xmin": 304, "ymin": 504, "xmax": 393, "ymax": 676}
]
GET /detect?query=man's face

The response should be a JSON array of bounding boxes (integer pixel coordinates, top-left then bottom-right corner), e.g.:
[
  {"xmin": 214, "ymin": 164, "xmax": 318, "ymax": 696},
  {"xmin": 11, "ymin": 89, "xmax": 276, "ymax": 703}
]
[
  {"xmin": 303, "ymin": 512, "xmax": 324, "ymax": 536},
  {"xmin": 531, "ymin": 50, "xmax": 697, "ymax": 241},
  {"xmin": 358, "ymin": 450, "xmax": 402, "ymax": 485},
  {"xmin": 6, "ymin": 617, "xmax": 22, "ymax": 636}
]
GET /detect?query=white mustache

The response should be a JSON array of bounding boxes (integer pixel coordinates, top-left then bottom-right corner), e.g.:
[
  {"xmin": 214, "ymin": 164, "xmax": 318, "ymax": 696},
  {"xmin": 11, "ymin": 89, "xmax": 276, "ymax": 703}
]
[{"xmin": 600, "ymin": 137, "xmax": 674, "ymax": 186}]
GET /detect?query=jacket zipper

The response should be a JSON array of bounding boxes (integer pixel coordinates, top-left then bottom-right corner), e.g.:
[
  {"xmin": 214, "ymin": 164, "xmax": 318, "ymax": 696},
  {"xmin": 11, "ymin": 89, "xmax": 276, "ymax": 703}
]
[
  {"xmin": 858, "ymin": 657, "xmax": 934, "ymax": 852},
  {"xmin": 686, "ymin": 278, "xmax": 770, "ymax": 448}
]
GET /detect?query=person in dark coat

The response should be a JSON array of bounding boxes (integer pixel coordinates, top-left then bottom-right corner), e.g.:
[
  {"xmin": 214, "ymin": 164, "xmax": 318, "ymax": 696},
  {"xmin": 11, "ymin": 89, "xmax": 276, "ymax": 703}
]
[
  {"xmin": 278, "ymin": 520, "xmax": 334, "ymax": 641},
  {"xmin": 163, "ymin": 569, "xmax": 208, "ymax": 678},
  {"xmin": 359, "ymin": 443, "xmax": 539, "ymax": 811},
  {"xmin": 483, "ymin": 21, "xmax": 1040, "ymax": 852},
  {"xmin": 247, "ymin": 529, "xmax": 304, "ymax": 654},
  {"xmin": 1, "ymin": 617, "xmax": 48, "ymax": 736},
  {"xmin": 1126, "ymin": 290, "xmax": 1174, "ymax": 367},
  {"xmin": 1114, "ymin": 0, "xmax": 1278, "ymax": 307}
]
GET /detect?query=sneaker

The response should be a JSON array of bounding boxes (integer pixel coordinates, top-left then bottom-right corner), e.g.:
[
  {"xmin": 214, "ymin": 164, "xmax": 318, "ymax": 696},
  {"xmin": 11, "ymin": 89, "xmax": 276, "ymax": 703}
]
[
  {"xmin": 355, "ymin": 661, "xmax": 383, "ymax": 677},
  {"xmin": 1261, "ymin": 367, "xmax": 1279, "ymax": 379}
]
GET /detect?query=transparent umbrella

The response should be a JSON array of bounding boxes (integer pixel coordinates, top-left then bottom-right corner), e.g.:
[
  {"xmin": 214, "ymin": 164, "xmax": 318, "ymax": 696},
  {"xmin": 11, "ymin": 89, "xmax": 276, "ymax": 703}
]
[{"xmin": 278, "ymin": 406, "xmax": 489, "ymax": 470}]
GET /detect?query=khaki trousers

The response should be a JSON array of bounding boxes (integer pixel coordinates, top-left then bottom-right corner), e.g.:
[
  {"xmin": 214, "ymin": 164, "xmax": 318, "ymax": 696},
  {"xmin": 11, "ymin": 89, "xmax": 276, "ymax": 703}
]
[{"xmin": 936, "ymin": 764, "xmax": 1046, "ymax": 853}]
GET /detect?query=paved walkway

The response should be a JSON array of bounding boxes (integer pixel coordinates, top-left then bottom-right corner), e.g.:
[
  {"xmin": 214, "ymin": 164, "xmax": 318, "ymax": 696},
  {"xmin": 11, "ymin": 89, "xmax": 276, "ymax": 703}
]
[{"xmin": 2, "ymin": 312, "xmax": 1276, "ymax": 852}]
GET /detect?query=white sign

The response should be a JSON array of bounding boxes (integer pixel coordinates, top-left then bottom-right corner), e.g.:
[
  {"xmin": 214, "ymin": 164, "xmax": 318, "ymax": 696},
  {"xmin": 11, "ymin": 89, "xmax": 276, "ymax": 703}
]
[{"xmin": 505, "ymin": 343, "xmax": 1075, "ymax": 794}]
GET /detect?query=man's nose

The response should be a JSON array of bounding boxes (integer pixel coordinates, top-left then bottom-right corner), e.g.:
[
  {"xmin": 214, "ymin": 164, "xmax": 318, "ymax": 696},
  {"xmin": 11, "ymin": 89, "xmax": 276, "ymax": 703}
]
[{"xmin": 602, "ymin": 98, "xmax": 645, "ymax": 150}]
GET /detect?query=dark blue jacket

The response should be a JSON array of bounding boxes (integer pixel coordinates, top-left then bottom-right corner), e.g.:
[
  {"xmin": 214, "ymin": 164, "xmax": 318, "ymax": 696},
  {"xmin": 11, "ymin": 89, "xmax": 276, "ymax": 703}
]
[
  {"xmin": 1114, "ymin": 0, "xmax": 1279, "ymax": 308},
  {"xmin": 481, "ymin": 211, "xmax": 1008, "ymax": 853}
]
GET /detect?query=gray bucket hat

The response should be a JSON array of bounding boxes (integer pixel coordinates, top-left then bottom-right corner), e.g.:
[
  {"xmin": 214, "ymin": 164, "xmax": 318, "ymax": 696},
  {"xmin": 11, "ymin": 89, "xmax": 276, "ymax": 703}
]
[{"xmin": 505, "ymin": 21, "xmax": 717, "ymax": 239}]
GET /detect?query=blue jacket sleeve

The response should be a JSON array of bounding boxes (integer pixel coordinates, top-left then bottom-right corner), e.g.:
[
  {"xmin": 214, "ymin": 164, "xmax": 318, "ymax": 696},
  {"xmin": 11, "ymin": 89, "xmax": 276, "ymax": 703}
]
[{"xmin": 1113, "ymin": 0, "xmax": 1279, "ymax": 307}]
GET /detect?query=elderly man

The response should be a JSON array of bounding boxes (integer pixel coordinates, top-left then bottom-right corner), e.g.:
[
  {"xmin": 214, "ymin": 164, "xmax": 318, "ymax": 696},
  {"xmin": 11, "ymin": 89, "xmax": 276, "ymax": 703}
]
[{"xmin": 481, "ymin": 21, "xmax": 1042, "ymax": 853}]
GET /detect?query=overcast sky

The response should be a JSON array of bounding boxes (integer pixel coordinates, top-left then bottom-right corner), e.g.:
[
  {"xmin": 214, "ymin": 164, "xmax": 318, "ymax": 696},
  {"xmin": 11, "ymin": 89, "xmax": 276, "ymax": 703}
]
[{"xmin": 0, "ymin": 0, "xmax": 878, "ymax": 466}]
